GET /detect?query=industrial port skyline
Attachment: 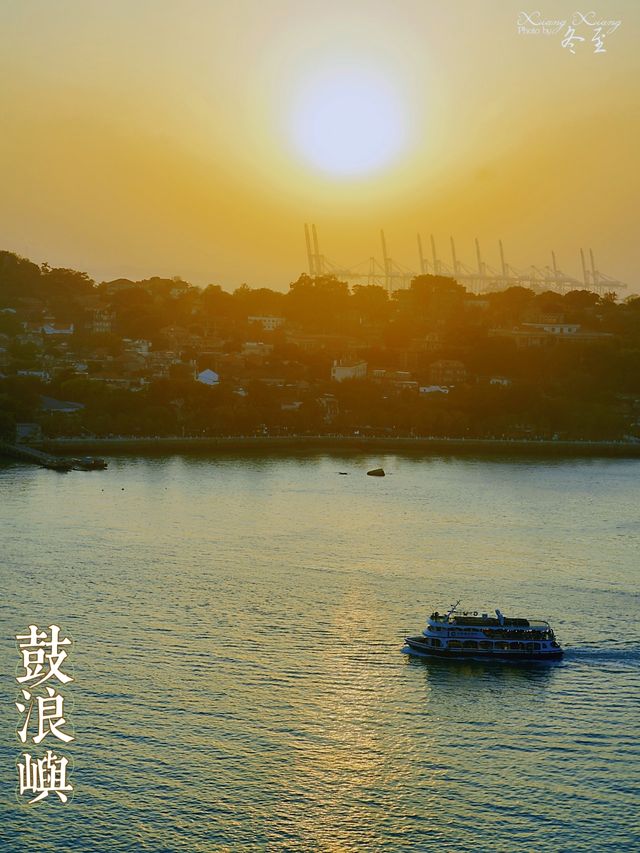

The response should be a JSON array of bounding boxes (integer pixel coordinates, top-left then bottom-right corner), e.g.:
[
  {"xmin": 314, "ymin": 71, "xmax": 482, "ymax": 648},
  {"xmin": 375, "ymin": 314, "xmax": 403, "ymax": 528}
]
[{"xmin": 303, "ymin": 224, "xmax": 629, "ymax": 295}]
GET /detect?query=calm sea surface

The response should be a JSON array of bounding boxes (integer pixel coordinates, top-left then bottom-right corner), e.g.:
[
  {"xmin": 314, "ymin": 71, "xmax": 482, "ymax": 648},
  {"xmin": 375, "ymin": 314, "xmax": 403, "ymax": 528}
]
[{"xmin": 1, "ymin": 453, "xmax": 639, "ymax": 852}]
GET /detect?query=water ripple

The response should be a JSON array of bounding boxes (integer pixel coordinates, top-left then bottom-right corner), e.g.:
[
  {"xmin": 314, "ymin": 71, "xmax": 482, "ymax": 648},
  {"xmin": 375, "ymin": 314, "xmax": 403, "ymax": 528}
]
[{"xmin": 0, "ymin": 455, "xmax": 639, "ymax": 851}]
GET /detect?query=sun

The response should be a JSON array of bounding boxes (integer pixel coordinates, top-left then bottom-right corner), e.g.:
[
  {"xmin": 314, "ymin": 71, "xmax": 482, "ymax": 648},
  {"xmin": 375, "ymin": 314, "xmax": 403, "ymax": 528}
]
[{"xmin": 289, "ymin": 66, "xmax": 408, "ymax": 178}]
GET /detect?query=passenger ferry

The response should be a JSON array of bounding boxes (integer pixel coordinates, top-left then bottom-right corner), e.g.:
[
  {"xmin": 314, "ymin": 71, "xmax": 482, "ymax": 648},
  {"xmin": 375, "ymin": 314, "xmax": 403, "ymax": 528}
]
[{"xmin": 403, "ymin": 600, "xmax": 563, "ymax": 662}]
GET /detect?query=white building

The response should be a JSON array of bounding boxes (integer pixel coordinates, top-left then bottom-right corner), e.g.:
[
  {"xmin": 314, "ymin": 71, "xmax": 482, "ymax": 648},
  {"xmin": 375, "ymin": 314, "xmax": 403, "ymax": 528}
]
[
  {"xmin": 92, "ymin": 309, "xmax": 115, "ymax": 334},
  {"xmin": 522, "ymin": 323, "xmax": 580, "ymax": 335},
  {"xmin": 123, "ymin": 339, "xmax": 151, "ymax": 355},
  {"xmin": 18, "ymin": 369, "xmax": 51, "ymax": 381},
  {"xmin": 248, "ymin": 316, "xmax": 285, "ymax": 332},
  {"xmin": 331, "ymin": 360, "xmax": 367, "ymax": 382},
  {"xmin": 242, "ymin": 342, "xmax": 274, "ymax": 357},
  {"xmin": 42, "ymin": 323, "xmax": 74, "ymax": 336},
  {"xmin": 419, "ymin": 385, "xmax": 449, "ymax": 395}
]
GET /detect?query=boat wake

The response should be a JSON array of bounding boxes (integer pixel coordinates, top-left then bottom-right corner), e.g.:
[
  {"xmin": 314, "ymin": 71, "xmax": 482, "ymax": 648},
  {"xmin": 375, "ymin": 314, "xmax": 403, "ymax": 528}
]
[{"xmin": 563, "ymin": 643, "xmax": 640, "ymax": 668}]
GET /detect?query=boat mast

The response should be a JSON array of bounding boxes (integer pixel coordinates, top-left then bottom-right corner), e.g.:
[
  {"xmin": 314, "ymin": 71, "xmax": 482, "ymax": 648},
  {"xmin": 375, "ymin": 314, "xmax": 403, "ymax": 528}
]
[{"xmin": 445, "ymin": 599, "xmax": 461, "ymax": 621}]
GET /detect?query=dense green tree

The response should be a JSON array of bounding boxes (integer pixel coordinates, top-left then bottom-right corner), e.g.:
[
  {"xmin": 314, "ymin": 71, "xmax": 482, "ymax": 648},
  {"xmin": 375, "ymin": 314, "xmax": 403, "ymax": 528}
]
[
  {"xmin": 233, "ymin": 284, "xmax": 286, "ymax": 317},
  {"xmin": 350, "ymin": 285, "xmax": 391, "ymax": 324},
  {"xmin": 0, "ymin": 251, "xmax": 43, "ymax": 302},
  {"xmin": 285, "ymin": 274, "xmax": 350, "ymax": 331}
]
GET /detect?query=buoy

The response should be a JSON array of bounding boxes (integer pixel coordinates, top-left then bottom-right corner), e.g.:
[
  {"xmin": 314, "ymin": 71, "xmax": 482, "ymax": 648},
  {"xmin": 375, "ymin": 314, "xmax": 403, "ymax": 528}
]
[{"xmin": 367, "ymin": 468, "xmax": 385, "ymax": 477}]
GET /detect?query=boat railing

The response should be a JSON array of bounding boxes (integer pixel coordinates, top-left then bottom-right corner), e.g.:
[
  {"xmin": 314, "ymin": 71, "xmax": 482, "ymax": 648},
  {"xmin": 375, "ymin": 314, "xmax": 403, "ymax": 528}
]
[{"xmin": 428, "ymin": 615, "xmax": 551, "ymax": 630}]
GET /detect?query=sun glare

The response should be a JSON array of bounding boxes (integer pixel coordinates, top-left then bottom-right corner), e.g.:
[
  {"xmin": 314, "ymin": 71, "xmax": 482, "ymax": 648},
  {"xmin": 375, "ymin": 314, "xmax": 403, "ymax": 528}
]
[{"xmin": 290, "ymin": 67, "xmax": 408, "ymax": 178}]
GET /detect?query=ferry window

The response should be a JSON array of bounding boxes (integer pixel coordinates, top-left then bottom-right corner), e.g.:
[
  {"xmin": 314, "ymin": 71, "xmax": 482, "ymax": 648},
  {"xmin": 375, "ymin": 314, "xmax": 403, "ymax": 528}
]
[
  {"xmin": 533, "ymin": 643, "xmax": 541, "ymax": 651},
  {"xmin": 510, "ymin": 642, "xmax": 519, "ymax": 650},
  {"xmin": 496, "ymin": 642, "xmax": 508, "ymax": 650},
  {"xmin": 432, "ymin": 638, "xmax": 441, "ymax": 647},
  {"xmin": 479, "ymin": 641, "xmax": 491, "ymax": 650},
  {"xmin": 463, "ymin": 640, "xmax": 478, "ymax": 649},
  {"xmin": 448, "ymin": 640, "xmax": 461, "ymax": 649}
]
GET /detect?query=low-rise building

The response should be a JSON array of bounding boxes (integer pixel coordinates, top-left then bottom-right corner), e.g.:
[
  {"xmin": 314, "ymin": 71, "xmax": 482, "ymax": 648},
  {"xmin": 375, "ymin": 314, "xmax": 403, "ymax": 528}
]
[
  {"xmin": 393, "ymin": 380, "xmax": 419, "ymax": 392},
  {"xmin": 490, "ymin": 325, "xmax": 614, "ymax": 348},
  {"xmin": 196, "ymin": 369, "xmax": 220, "ymax": 386},
  {"xmin": 490, "ymin": 376, "xmax": 512, "ymax": 387},
  {"xmin": 15, "ymin": 423, "xmax": 42, "ymax": 443},
  {"xmin": 522, "ymin": 322, "xmax": 580, "ymax": 335},
  {"xmin": 101, "ymin": 279, "xmax": 138, "ymax": 296},
  {"xmin": 123, "ymin": 339, "xmax": 151, "ymax": 356},
  {"xmin": 42, "ymin": 323, "xmax": 74, "ymax": 336},
  {"xmin": 40, "ymin": 395, "xmax": 84, "ymax": 414},
  {"xmin": 420, "ymin": 385, "xmax": 449, "ymax": 395},
  {"xmin": 92, "ymin": 309, "xmax": 115, "ymax": 334},
  {"xmin": 148, "ymin": 350, "xmax": 182, "ymax": 377},
  {"xmin": 159, "ymin": 326, "xmax": 191, "ymax": 348},
  {"xmin": 429, "ymin": 360, "xmax": 467, "ymax": 386},
  {"xmin": 18, "ymin": 369, "xmax": 50, "ymax": 381},
  {"xmin": 317, "ymin": 394, "xmax": 339, "ymax": 422},
  {"xmin": 17, "ymin": 329, "xmax": 45, "ymax": 348},
  {"xmin": 287, "ymin": 332, "xmax": 366, "ymax": 356},
  {"xmin": 248, "ymin": 316, "xmax": 285, "ymax": 332},
  {"xmin": 242, "ymin": 342, "xmax": 274, "ymax": 358},
  {"xmin": 331, "ymin": 360, "xmax": 367, "ymax": 382}
]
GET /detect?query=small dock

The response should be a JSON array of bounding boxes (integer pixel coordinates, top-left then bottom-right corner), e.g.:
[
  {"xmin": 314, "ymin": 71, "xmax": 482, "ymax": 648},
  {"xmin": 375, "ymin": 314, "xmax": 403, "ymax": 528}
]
[{"xmin": 0, "ymin": 442, "xmax": 106, "ymax": 472}]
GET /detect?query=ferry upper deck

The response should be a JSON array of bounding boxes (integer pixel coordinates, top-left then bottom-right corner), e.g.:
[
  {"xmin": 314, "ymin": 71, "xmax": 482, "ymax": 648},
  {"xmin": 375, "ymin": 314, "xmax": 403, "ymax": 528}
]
[{"xmin": 427, "ymin": 611, "xmax": 552, "ymax": 635}]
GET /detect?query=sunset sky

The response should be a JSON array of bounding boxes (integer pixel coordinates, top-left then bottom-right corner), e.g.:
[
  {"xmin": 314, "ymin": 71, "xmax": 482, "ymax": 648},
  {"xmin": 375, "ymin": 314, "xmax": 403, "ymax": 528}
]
[{"xmin": 0, "ymin": 0, "xmax": 637, "ymax": 291}]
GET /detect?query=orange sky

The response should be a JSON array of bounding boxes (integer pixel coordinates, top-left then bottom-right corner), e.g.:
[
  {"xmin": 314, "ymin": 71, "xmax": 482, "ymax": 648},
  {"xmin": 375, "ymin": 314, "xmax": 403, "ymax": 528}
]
[{"xmin": 0, "ymin": 0, "xmax": 638, "ymax": 291}]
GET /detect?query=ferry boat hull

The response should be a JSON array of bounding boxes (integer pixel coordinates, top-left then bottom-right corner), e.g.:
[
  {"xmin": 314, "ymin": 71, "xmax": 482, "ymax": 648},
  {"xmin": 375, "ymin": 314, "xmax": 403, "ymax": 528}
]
[{"xmin": 403, "ymin": 635, "xmax": 563, "ymax": 662}]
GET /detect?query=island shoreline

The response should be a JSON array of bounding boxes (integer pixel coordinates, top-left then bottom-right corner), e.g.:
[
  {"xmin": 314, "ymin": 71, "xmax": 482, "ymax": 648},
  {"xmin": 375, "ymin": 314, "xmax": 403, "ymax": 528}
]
[{"xmin": 34, "ymin": 435, "xmax": 640, "ymax": 458}]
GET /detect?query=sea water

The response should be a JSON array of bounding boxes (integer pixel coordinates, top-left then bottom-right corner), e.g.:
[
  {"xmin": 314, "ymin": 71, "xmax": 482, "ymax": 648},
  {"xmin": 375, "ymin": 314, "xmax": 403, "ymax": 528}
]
[{"xmin": 1, "ymin": 454, "xmax": 638, "ymax": 851}]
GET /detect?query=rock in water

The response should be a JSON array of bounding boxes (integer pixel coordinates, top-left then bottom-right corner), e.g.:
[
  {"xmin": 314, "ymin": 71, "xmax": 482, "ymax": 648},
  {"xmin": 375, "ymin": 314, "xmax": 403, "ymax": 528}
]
[{"xmin": 367, "ymin": 468, "xmax": 385, "ymax": 477}]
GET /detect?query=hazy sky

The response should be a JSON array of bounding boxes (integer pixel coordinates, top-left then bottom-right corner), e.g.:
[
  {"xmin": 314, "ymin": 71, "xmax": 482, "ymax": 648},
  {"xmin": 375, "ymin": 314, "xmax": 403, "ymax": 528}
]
[{"xmin": 0, "ymin": 0, "xmax": 637, "ymax": 291}]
